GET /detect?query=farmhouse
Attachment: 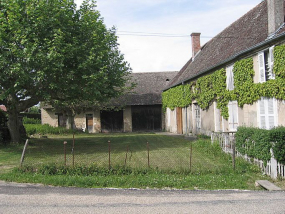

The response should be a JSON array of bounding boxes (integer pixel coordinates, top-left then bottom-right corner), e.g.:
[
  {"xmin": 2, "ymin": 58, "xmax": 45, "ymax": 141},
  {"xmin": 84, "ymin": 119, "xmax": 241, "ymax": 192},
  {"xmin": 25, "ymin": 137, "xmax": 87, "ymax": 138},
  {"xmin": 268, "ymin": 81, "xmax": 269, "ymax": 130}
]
[
  {"xmin": 163, "ymin": 0, "xmax": 285, "ymax": 135},
  {"xmin": 41, "ymin": 71, "xmax": 177, "ymax": 133}
]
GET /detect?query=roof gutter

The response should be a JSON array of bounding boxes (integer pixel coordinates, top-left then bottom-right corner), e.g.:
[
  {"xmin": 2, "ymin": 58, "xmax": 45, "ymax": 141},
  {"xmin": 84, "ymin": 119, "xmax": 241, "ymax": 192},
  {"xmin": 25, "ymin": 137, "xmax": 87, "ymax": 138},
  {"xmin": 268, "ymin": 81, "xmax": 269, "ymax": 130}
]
[{"xmin": 164, "ymin": 32, "xmax": 285, "ymax": 91}]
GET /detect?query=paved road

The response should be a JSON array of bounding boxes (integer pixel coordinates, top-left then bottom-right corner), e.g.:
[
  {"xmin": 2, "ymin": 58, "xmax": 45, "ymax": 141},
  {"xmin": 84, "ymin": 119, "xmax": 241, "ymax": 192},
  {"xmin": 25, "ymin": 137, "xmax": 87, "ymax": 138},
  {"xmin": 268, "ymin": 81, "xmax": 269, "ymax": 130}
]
[{"xmin": 1, "ymin": 181, "xmax": 285, "ymax": 214}]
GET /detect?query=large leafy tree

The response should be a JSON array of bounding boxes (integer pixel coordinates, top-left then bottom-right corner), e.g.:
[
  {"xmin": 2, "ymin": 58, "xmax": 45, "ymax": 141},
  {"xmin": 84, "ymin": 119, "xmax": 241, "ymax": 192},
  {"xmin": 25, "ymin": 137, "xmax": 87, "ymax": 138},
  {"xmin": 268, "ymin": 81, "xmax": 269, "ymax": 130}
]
[{"xmin": 0, "ymin": 0, "xmax": 131, "ymax": 143}]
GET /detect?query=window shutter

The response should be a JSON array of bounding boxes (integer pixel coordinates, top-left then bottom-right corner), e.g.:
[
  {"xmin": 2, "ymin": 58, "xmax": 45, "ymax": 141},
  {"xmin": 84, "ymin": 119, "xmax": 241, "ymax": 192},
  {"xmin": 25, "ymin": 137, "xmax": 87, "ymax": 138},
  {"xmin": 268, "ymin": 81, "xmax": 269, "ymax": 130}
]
[
  {"xmin": 268, "ymin": 46, "xmax": 275, "ymax": 80},
  {"xmin": 268, "ymin": 98, "xmax": 276, "ymax": 129},
  {"xmin": 228, "ymin": 101, "xmax": 238, "ymax": 131},
  {"xmin": 259, "ymin": 97, "xmax": 277, "ymax": 129},
  {"xmin": 259, "ymin": 97, "xmax": 266, "ymax": 129},
  {"xmin": 258, "ymin": 52, "xmax": 266, "ymax": 83},
  {"xmin": 226, "ymin": 65, "xmax": 234, "ymax": 90}
]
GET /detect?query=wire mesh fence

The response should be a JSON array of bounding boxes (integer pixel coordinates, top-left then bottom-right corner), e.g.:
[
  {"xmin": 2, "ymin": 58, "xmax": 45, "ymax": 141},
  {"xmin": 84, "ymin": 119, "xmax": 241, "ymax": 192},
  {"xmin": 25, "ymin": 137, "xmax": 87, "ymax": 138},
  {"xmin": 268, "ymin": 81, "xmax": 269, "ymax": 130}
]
[{"xmin": 21, "ymin": 135, "xmax": 194, "ymax": 171}]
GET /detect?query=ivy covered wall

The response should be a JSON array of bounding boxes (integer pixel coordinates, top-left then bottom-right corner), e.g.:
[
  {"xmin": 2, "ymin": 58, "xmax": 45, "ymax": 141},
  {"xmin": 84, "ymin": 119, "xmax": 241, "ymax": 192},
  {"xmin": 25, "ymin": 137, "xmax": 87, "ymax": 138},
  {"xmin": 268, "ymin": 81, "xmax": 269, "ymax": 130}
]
[{"xmin": 162, "ymin": 44, "xmax": 285, "ymax": 119}]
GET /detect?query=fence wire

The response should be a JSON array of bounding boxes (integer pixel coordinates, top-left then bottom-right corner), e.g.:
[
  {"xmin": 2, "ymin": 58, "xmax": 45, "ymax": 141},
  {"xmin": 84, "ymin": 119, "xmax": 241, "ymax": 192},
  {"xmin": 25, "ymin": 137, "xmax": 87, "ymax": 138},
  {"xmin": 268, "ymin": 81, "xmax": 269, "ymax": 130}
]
[{"xmin": 22, "ymin": 138, "xmax": 194, "ymax": 171}]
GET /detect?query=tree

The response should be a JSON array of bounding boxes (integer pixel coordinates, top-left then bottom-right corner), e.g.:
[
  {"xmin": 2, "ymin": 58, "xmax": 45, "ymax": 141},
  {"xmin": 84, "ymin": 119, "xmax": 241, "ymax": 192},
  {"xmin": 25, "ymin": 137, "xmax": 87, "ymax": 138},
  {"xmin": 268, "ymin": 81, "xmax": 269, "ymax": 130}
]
[{"xmin": 0, "ymin": 0, "xmax": 132, "ymax": 143}]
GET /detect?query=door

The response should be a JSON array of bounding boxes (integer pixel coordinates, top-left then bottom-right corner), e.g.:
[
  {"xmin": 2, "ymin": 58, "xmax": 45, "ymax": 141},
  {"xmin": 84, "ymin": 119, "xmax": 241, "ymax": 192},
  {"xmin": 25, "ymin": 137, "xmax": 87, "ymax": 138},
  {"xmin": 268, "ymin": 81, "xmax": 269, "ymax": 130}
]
[
  {"xmin": 86, "ymin": 114, "xmax": 93, "ymax": 133},
  {"xmin": 176, "ymin": 107, "xmax": 183, "ymax": 134}
]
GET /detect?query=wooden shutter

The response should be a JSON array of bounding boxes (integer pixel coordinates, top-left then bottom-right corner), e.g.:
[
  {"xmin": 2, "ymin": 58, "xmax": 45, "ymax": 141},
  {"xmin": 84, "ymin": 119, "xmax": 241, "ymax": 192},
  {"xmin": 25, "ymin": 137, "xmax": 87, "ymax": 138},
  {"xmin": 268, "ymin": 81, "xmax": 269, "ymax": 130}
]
[
  {"xmin": 259, "ymin": 97, "xmax": 266, "ymax": 129},
  {"xmin": 214, "ymin": 102, "xmax": 221, "ymax": 132},
  {"xmin": 258, "ymin": 52, "xmax": 266, "ymax": 83},
  {"xmin": 268, "ymin": 98, "xmax": 276, "ymax": 129},
  {"xmin": 228, "ymin": 101, "xmax": 238, "ymax": 131},
  {"xmin": 259, "ymin": 97, "xmax": 276, "ymax": 129},
  {"xmin": 268, "ymin": 46, "xmax": 275, "ymax": 80},
  {"xmin": 226, "ymin": 65, "xmax": 234, "ymax": 90}
]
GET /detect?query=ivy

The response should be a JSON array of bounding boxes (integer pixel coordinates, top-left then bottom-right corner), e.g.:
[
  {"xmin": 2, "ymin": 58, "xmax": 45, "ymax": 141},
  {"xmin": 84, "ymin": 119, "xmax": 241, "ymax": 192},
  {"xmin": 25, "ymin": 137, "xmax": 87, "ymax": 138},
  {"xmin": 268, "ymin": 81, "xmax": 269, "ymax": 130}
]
[
  {"xmin": 162, "ymin": 44, "xmax": 285, "ymax": 120},
  {"xmin": 273, "ymin": 44, "xmax": 285, "ymax": 78},
  {"xmin": 162, "ymin": 83, "xmax": 194, "ymax": 111}
]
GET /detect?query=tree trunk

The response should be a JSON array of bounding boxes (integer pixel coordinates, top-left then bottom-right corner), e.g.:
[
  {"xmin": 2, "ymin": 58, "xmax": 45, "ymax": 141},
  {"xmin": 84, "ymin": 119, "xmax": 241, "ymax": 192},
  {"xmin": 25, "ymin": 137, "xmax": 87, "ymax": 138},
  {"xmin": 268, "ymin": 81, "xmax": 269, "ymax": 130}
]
[{"xmin": 7, "ymin": 109, "xmax": 21, "ymax": 143}]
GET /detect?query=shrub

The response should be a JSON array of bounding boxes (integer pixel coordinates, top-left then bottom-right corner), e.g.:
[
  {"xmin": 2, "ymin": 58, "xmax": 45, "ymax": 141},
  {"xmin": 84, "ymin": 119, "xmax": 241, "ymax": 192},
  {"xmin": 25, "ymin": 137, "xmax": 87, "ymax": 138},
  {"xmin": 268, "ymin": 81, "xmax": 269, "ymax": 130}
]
[
  {"xmin": 24, "ymin": 124, "xmax": 80, "ymax": 135},
  {"xmin": 270, "ymin": 127, "xmax": 285, "ymax": 165},
  {"xmin": 236, "ymin": 127, "xmax": 271, "ymax": 164},
  {"xmin": 23, "ymin": 117, "xmax": 41, "ymax": 124}
]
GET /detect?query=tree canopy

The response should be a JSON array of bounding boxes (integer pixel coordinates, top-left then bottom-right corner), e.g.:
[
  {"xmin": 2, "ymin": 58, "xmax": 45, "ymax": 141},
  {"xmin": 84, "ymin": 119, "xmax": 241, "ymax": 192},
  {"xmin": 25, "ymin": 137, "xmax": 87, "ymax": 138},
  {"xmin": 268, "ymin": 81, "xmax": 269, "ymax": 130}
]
[{"xmin": 0, "ymin": 0, "xmax": 132, "ymax": 143}]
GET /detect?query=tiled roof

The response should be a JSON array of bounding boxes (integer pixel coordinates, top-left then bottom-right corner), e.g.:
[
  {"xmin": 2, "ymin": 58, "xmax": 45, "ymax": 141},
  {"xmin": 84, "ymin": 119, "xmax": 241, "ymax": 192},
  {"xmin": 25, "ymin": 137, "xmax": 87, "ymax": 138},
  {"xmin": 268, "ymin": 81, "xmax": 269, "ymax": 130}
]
[
  {"xmin": 167, "ymin": 1, "xmax": 268, "ymax": 88},
  {"xmin": 115, "ymin": 71, "xmax": 178, "ymax": 106}
]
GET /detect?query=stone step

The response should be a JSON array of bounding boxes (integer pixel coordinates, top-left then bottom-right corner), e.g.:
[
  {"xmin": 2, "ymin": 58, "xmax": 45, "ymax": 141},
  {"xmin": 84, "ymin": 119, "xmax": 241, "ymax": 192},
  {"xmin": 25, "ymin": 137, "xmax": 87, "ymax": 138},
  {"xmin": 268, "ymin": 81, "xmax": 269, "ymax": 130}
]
[{"xmin": 255, "ymin": 180, "xmax": 282, "ymax": 191}]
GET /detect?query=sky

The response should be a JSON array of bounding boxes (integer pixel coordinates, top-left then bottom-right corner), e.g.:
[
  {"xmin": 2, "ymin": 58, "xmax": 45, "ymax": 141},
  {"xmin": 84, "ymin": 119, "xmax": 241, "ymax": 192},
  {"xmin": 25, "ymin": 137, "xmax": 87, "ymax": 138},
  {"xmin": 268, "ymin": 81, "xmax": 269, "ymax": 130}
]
[{"xmin": 74, "ymin": 0, "xmax": 262, "ymax": 73}]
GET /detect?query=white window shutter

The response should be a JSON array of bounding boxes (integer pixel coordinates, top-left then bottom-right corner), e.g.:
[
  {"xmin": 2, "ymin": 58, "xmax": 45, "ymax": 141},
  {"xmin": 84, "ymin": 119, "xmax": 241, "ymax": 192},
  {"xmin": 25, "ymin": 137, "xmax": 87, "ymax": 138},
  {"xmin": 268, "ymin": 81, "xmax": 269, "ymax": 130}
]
[
  {"xmin": 259, "ymin": 97, "xmax": 277, "ymax": 129},
  {"xmin": 228, "ymin": 101, "xmax": 238, "ymax": 131},
  {"xmin": 259, "ymin": 97, "xmax": 266, "ymax": 129},
  {"xmin": 268, "ymin": 46, "xmax": 275, "ymax": 80},
  {"xmin": 268, "ymin": 98, "xmax": 276, "ymax": 129},
  {"xmin": 226, "ymin": 65, "xmax": 234, "ymax": 90},
  {"xmin": 258, "ymin": 52, "xmax": 266, "ymax": 83}
]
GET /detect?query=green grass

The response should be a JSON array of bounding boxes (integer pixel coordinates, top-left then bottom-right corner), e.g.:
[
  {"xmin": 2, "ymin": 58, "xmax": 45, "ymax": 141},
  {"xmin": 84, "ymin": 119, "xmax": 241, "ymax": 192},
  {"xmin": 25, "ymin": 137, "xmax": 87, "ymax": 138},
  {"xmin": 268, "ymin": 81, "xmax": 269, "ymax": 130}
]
[{"xmin": 0, "ymin": 133, "xmax": 275, "ymax": 190}]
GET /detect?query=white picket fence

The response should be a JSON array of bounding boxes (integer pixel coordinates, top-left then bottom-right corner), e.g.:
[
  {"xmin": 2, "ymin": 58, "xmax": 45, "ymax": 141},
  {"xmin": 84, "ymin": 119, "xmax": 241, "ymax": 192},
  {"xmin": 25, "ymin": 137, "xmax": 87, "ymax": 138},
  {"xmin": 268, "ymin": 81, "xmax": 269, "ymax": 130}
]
[{"xmin": 211, "ymin": 132, "xmax": 285, "ymax": 179}]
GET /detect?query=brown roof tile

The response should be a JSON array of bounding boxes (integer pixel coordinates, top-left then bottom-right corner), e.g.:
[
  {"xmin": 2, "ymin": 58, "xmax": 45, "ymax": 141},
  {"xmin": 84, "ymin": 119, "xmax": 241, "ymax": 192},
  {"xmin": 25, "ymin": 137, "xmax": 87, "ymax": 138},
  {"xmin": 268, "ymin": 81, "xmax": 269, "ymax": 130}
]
[{"xmin": 168, "ymin": 1, "xmax": 268, "ymax": 88}]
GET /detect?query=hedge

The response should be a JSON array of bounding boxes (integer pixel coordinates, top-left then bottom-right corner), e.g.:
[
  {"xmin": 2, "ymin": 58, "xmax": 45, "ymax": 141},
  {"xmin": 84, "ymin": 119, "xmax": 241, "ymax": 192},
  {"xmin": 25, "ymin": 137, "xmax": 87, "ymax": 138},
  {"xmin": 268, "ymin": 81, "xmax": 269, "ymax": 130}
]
[{"xmin": 236, "ymin": 126, "xmax": 285, "ymax": 165}]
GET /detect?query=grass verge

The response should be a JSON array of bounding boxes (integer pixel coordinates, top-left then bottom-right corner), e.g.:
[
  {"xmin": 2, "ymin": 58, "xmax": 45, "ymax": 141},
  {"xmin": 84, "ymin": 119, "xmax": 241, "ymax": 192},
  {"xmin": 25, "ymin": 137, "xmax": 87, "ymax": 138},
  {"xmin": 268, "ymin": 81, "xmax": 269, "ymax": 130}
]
[{"xmin": 0, "ymin": 133, "xmax": 277, "ymax": 190}]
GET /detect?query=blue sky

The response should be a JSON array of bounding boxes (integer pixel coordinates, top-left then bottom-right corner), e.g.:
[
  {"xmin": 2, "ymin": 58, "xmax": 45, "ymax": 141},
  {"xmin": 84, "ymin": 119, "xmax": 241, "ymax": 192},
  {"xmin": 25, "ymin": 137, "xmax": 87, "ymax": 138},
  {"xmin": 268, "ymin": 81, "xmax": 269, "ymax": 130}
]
[{"xmin": 75, "ymin": 0, "xmax": 262, "ymax": 72}]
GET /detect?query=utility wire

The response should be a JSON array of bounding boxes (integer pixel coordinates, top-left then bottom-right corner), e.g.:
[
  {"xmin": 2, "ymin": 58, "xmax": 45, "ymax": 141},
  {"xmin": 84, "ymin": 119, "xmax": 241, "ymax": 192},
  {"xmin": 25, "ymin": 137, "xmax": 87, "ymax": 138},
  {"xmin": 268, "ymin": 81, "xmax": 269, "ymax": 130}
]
[{"xmin": 116, "ymin": 30, "xmax": 257, "ymax": 39}]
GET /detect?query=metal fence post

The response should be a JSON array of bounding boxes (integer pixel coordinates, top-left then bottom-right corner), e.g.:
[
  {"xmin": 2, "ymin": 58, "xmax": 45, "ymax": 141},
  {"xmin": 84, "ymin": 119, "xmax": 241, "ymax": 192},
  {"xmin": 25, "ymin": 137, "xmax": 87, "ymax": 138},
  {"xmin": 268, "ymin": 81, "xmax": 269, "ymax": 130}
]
[
  {"xmin": 190, "ymin": 142, "xmax": 192, "ymax": 172},
  {"xmin": 64, "ymin": 141, "xmax": 67, "ymax": 166},
  {"xmin": 72, "ymin": 133, "xmax": 75, "ymax": 167},
  {"xmin": 147, "ymin": 142, "xmax": 150, "ymax": 168},
  {"xmin": 108, "ymin": 140, "xmax": 111, "ymax": 170}
]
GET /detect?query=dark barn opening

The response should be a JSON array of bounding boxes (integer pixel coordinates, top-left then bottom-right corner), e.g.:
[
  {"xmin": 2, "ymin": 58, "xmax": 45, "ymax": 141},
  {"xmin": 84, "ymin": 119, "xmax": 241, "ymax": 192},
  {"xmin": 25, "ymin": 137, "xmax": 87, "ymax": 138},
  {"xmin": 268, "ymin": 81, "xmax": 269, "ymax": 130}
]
[
  {"xmin": 100, "ymin": 110, "xmax": 123, "ymax": 132},
  {"xmin": 132, "ymin": 105, "xmax": 162, "ymax": 131}
]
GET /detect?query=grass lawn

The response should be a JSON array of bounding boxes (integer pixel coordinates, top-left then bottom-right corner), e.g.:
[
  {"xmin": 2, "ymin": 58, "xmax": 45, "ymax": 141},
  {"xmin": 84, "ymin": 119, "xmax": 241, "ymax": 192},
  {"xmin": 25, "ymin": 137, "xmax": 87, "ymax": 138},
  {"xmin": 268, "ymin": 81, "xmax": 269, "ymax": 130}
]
[{"xmin": 0, "ymin": 133, "xmax": 280, "ymax": 190}]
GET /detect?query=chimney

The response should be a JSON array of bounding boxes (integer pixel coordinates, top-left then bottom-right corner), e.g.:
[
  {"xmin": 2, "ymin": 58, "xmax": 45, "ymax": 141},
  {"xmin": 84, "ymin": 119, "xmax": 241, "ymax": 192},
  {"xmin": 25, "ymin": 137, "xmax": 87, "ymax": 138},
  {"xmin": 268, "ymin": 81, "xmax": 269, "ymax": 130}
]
[
  {"xmin": 191, "ymin": 32, "xmax": 201, "ymax": 58},
  {"xmin": 267, "ymin": 0, "xmax": 284, "ymax": 36}
]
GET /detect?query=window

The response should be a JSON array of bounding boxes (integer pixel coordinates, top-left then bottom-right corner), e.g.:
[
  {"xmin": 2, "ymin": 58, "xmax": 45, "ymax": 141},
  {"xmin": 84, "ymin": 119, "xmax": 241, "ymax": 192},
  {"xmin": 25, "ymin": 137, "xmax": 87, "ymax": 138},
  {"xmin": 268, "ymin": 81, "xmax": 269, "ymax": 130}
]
[
  {"xmin": 226, "ymin": 64, "xmax": 234, "ymax": 91},
  {"xmin": 258, "ymin": 46, "xmax": 277, "ymax": 129},
  {"xmin": 258, "ymin": 46, "xmax": 275, "ymax": 83}
]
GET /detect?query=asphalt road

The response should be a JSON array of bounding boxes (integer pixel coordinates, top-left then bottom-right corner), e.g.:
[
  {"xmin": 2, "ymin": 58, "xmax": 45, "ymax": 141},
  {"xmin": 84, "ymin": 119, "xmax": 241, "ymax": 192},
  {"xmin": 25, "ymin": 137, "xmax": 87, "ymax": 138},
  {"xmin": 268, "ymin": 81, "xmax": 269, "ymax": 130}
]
[{"xmin": 1, "ymin": 181, "xmax": 285, "ymax": 214}]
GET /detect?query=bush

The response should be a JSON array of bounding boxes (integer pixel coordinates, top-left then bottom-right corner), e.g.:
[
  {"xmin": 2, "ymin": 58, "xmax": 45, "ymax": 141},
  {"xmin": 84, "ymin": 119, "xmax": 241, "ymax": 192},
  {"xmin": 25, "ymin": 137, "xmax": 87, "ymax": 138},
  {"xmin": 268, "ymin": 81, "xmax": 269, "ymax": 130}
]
[
  {"xmin": 236, "ymin": 126, "xmax": 285, "ymax": 165},
  {"xmin": 23, "ymin": 117, "xmax": 41, "ymax": 124},
  {"xmin": 24, "ymin": 124, "xmax": 80, "ymax": 135},
  {"xmin": 236, "ymin": 127, "xmax": 271, "ymax": 164},
  {"xmin": 270, "ymin": 127, "xmax": 285, "ymax": 165}
]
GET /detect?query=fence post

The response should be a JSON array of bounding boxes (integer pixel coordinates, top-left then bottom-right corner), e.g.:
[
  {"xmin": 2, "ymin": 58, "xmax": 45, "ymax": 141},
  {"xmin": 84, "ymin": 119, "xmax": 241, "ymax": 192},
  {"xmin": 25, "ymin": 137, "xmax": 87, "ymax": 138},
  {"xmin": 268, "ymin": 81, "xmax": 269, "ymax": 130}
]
[
  {"xmin": 64, "ymin": 141, "xmax": 67, "ymax": 166},
  {"xmin": 232, "ymin": 140, "xmax": 235, "ymax": 171},
  {"xmin": 125, "ymin": 145, "xmax": 129, "ymax": 167},
  {"xmin": 72, "ymin": 133, "xmax": 75, "ymax": 167},
  {"xmin": 108, "ymin": 140, "xmax": 111, "ymax": 170},
  {"xmin": 190, "ymin": 142, "xmax": 192, "ymax": 172},
  {"xmin": 20, "ymin": 139, "xmax": 29, "ymax": 167},
  {"xmin": 147, "ymin": 142, "xmax": 150, "ymax": 168}
]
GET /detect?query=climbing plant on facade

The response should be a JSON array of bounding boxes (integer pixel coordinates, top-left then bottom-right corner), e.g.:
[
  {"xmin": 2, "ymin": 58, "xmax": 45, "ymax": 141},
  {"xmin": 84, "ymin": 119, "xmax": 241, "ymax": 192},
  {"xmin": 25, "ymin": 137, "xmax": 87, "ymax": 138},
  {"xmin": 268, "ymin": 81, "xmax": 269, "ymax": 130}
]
[{"xmin": 162, "ymin": 44, "xmax": 285, "ymax": 119}]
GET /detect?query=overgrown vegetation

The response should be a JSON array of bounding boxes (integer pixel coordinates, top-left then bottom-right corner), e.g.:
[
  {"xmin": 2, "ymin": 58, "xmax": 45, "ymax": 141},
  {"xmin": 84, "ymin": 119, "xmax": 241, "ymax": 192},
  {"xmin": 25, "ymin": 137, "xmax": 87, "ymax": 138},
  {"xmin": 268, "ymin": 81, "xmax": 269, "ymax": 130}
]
[
  {"xmin": 0, "ymin": 133, "xmax": 270, "ymax": 190},
  {"xmin": 24, "ymin": 124, "xmax": 80, "ymax": 135},
  {"xmin": 22, "ymin": 117, "xmax": 41, "ymax": 125},
  {"xmin": 236, "ymin": 126, "xmax": 285, "ymax": 165},
  {"xmin": 162, "ymin": 44, "xmax": 285, "ymax": 119}
]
